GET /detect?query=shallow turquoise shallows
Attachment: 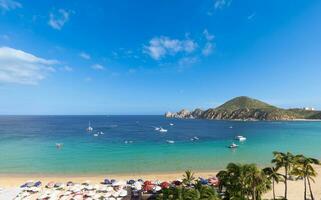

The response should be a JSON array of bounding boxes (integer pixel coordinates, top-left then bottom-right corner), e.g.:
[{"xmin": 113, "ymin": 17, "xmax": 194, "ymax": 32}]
[{"xmin": 0, "ymin": 115, "xmax": 321, "ymax": 175}]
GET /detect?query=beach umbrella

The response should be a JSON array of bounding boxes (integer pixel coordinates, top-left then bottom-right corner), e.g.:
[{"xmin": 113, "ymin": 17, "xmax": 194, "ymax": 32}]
[
  {"xmin": 208, "ymin": 177, "xmax": 219, "ymax": 186},
  {"xmin": 119, "ymin": 189, "xmax": 128, "ymax": 197},
  {"xmin": 143, "ymin": 184, "xmax": 154, "ymax": 192},
  {"xmin": 104, "ymin": 178, "xmax": 111, "ymax": 185},
  {"xmin": 66, "ymin": 181, "xmax": 74, "ymax": 186},
  {"xmin": 33, "ymin": 181, "xmax": 42, "ymax": 187},
  {"xmin": 153, "ymin": 185, "xmax": 162, "ymax": 193},
  {"xmin": 199, "ymin": 178, "xmax": 209, "ymax": 185},
  {"xmin": 112, "ymin": 180, "xmax": 126, "ymax": 187},
  {"xmin": 173, "ymin": 180, "xmax": 182, "ymax": 186},
  {"xmin": 144, "ymin": 181, "xmax": 152, "ymax": 186},
  {"xmin": 133, "ymin": 182, "xmax": 142, "ymax": 190},
  {"xmin": 161, "ymin": 182, "xmax": 170, "ymax": 189},
  {"xmin": 46, "ymin": 181, "xmax": 55, "ymax": 188}
]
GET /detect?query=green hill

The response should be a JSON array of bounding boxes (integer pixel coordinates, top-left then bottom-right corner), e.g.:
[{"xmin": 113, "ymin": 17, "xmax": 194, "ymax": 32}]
[
  {"xmin": 165, "ymin": 96, "xmax": 321, "ymax": 121},
  {"xmin": 215, "ymin": 96, "xmax": 277, "ymax": 111}
]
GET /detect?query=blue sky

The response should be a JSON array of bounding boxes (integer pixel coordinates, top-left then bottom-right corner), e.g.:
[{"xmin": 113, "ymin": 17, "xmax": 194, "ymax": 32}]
[{"xmin": 0, "ymin": 0, "xmax": 321, "ymax": 114}]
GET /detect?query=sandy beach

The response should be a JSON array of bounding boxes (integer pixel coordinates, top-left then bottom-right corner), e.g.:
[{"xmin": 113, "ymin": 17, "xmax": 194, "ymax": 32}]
[{"xmin": 1, "ymin": 166, "xmax": 321, "ymax": 199}]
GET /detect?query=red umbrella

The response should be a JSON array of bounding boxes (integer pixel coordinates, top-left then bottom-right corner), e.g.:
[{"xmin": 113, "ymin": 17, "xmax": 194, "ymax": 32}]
[
  {"xmin": 144, "ymin": 181, "xmax": 152, "ymax": 186},
  {"xmin": 143, "ymin": 184, "xmax": 154, "ymax": 192},
  {"xmin": 161, "ymin": 181, "xmax": 170, "ymax": 189}
]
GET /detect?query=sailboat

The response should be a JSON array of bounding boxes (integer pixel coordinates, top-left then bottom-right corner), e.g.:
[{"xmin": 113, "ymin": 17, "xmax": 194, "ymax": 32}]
[{"xmin": 86, "ymin": 121, "xmax": 93, "ymax": 132}]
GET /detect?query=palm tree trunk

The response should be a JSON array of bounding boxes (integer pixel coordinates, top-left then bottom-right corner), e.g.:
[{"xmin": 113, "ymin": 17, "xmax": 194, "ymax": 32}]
[
  {"xmin": 253, "ymin": 186, "xmax": 256, "ymax": 200},
  {"xmin": 272, "ymin": 179, "xmax": 275, "ymax": 200},
  {"xmin": 284, "ymin": 167, "xmax": 288, "ymax": 199},
  {"xmin": 307, "ymin": 177, "xmax": 314, "ymax": 200},
  {"xmin": 304, "ymin": 176, "xmax": 307, "ymax": 200}
]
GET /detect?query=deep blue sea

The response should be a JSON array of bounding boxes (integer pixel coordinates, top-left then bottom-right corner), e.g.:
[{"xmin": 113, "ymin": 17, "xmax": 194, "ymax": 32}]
[{"xmin": 0, "ymin": 115, "xmax": 321, "ymax": 175}]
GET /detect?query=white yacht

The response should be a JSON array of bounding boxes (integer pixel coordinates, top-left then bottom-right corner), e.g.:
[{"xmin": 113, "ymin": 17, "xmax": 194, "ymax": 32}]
[
  {"xmin": 87, "ymin": 121, "xmax": 93, "ymax": 132},
  {"xmin": 159, "ymin": 127, "xmax": 168, "ymax": 133},
  {"xmin": 235, "ymin": 135, "xmax": 247, "ymax": 141},
  {"xmin": 229, "ymin": 143, "xmax": 238, "ymax": 148}
]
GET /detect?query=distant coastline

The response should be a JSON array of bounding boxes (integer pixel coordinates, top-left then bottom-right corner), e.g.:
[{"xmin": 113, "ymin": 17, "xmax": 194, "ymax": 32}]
[{"xmin": 165, "ymin": 96, "xmax": 321, "ymax": 121}]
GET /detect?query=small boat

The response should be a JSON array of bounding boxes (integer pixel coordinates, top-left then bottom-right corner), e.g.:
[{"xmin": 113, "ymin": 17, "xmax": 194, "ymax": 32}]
[
  {"xmin": 93, "ymin": 134, "xmax": 98, "ymax": 137},
  {"xmin": 55, "ymin": 143, "xmax": 63, "ymax": 149},
  {"xmin": 166, "ymin": 140, "xmax": 175, "ymax": 144},
  {"xmin": 169, "ymin": 123, "xmax": 174, "ymax": 126},
  {"xmin": 229, "ymin": 126, "xmax": 233, "ymax": 129},
  {"xmin": 87, "ymin": 121, "xmax": 93, "ymax": 132},
  {"xmin": 235, "ymin": 135, "xmax": 247, "ymax": 141},
  {"xmin": 154, "ymin": 127, "xmax": 160, "ymax": 131},
  {"xmin": 99, "ymin": 131, "xmax": 104, "ymax": 135},
  {"xmin": 228, "ymin": 143, "xmax": 238, "ymax": 148},
  {"xmin": 193, "ymin": 136, "xmax": 199, "ymax": 140},
  {"xmin": 159, "ymin": 127, "xmax": 168, "ymax": 133}
]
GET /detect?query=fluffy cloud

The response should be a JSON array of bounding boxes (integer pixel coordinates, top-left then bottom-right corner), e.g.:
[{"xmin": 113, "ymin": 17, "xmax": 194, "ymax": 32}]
[
  {"xmin": 0, "ymin": 0, "xmax": 21, "ymax": 11},
  {"xmin": 48, "ymin": 9, "xmax": 72, "ymax": 30},
  {"xmin": 144, "ymin": 36, "xmax": 197, "ymax": 60},
  {"xmin": 0, "ymin": 46, "xmax": 57, "ymax": 85},
  {"xmin": 91, "ymin": 64, "xmax": 104, "ymax": 70},
  {"xmin": 79, "ymin": 52, "xmax": 90, "ymax": 60}
]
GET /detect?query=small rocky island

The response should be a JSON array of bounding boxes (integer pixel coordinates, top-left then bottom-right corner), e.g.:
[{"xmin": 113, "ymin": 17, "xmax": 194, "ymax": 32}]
[{"xmin": 165, "ymin": 96, "xmax": 321, "ymax": 121}]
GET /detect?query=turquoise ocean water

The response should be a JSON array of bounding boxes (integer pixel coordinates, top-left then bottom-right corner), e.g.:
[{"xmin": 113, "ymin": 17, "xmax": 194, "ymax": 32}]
[{"xmin": 0, "ymin": 115, "xmax": 321, "ymax": 175}]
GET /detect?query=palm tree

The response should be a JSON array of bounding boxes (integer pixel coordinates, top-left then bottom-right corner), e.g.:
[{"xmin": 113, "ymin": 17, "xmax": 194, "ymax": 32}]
[
  {"xmin": 183, "ymin": 170, "xmax": 195, "ymax": 186},
  {"xmin": 272, "ymin": 151, "xmax": 294, "ymax": 199},
  {"xmin": 263, "ymin": 167, "xmax": 283, "ymax": 200},
  {"xmin": 292, "ymin": 154, "xmax": 320, "ymax": 200},
  {"xmin": 216, "ymin": 163, "xmax": 271, "ymax": 200}
]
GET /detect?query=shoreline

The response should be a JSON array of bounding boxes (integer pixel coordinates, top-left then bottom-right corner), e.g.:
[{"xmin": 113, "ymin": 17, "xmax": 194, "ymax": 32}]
[
  {"xmin": 2, "ymin": 166, "xmax": 321, "ymax": 200},
  {"xmin": 0, "ymin": 171, "xmax": 218, "ymax": 187}
]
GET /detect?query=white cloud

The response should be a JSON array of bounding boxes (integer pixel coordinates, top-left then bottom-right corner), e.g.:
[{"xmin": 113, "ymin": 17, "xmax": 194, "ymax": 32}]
[
  {"xmin": 0, "ymin": 46, "xmax": 57, "ymax": 85},
  {"xmin": 214, "ymin": 0, "xmax": 232, "ymax": 9},
  {"xmin": 202, "ymin": 43, "xmax": 214, "ymax": 56},
  {"xmin": 144, "ymin": 36, "xmax": 197, "ymax": 60},
  {"xmin": 0, "ymin": 0, "xmax": 21, "ymax": 11},
  {"xmin": 202, "ymin": 29, "xmax": 215, "ymax": 56},
  {"xmin": 91, "ymin": 64, "xmax": 104, "ymax": 70},
  {"xmin": 203, "ymin": 29, "xmax": 214, "ymax": 41},
  {"xmin": 48, "ymin": 9, "xmax": 72, "ymax": 30},
  {"xmin": 178, "ymin": 56, "xmax": 198, "ymax": 66},
  {"xmin": 79, "ymin": 52, "xmax": 90, "ymax": 60},
  {"xmin": 62, "ymin": 65, "xmax": 72, "ymax": 72}
]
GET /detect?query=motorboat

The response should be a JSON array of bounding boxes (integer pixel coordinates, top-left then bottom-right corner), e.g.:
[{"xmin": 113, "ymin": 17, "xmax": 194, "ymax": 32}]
[
  {"xmin": 193, "ymin": 136, "xmax": 199, "ymax": 140},
  {"xmin": 169, "ymin": 123, "xmax": 174, "ymax": 126},
  {"xmin": 235, "ymin": 135, "xmax": 247, "ymax": 141},
  {"xmin": 228, "ymin": 143, "xmax": 238, "ymax": 148},
  {"xmin": 87, "ymin": 121, "xmax": 93, "ymax": 132},
  {"xmin": 166, "ymin": 140, "xmax": 175, "ymax": 144},
  {"xmin": 154, "ymin": 127, "xmax": 160, "ymax": 131},
  {"xmin": 93, "ymin": 134, "xmax": 98, "ymax": 137},
  {"xmin": 159, "ymin": 127, "xmax": 168, "ymax": 133},
  {"xmin": 55, "ymin": 143, "xmax": 63, "ymax": 149}
]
